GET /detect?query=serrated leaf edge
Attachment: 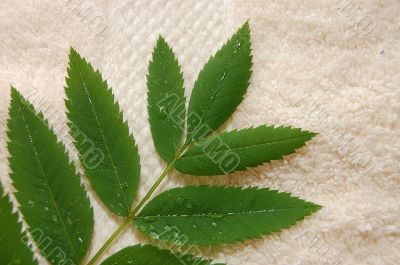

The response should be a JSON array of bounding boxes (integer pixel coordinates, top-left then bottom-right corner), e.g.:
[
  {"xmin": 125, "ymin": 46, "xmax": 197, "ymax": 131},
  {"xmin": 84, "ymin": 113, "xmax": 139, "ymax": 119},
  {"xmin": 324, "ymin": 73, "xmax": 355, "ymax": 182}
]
[
  {"xmin": 187, "ymin": 21, "xmax": 253, "ymax": 141},
  {"xmin": 65, "ymin": 48, "xmax": 141, "ymax": 215},
  {"xmin": 147, "ymin": 36, "xmax": 186, "ymax": 161},
  {"xmin": 102, "ymin": 244, "xmax": 216, "ymax": 265},
  {"xmin": 0, "ymin": 186, "xmax": 38, "ymax": 265},
  {"xmin": 136, "ymin": 185, "xmax": 321, "ymax": 246},
  {"xmin": 7, "ymin": 87, "xmax": 94, "ymax": 263},
  {"xmin": 178, "ymin": 124, "xmax": 317, "ymax": 175}
]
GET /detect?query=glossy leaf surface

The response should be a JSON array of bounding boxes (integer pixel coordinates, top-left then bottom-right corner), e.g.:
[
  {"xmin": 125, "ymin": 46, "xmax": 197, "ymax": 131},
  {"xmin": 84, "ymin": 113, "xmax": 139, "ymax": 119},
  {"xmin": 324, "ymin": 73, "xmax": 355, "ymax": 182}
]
[
  {"xmin": 7, "ymin": 88, "xmax": 94, "ymax": 264},
  {"xmin": 175, "ymin": 125, "xmax": 316, "ymax": 176},
  {"xmin": 135, "ymin": 186, "xmax": 320, "ymax": 246},
  {"xmin": 147, "ymin": 37, "xmax": 185, "ymax": 162},
  {"xmin": 66, "ymin": 48, "xmax": 140, "ymax": 216},
  {"xmin": 101, "ymin": 244, "xmax": 219, "ymax": 265},
  {"xmin": 187, "ymin": 22, "xmax": 252, "ymax": 142},
  {"xmin": 0, "ymin": 183, "xmax": 37, "ymax": 265}
]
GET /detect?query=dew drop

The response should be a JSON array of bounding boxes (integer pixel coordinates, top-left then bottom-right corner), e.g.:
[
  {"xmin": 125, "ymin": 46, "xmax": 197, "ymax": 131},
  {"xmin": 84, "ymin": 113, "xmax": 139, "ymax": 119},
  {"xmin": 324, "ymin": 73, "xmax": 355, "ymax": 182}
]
[
  {"xmin": 44, "ymin": 206, "xmax": 49, "ymax": 211},
  {"xmin": 36, "ymin": 180, "xmax": 45, "ymax": 188},
  {"xmin": 211, "ymin": 222, "xmax": 218, "ymax": 228},
  {"xmin": 144, "ymin": 216, "xmax": 157, "ymax": 223},
  {"xmin": 175, "ymin": 197, "xmax": 184, "ymax": 205},
  {"xmin": 233, "ymin": 41, "xmax": 242, "ymax": 55},
  {"xmin": 12, "ymin": 259, "xmax": 21, "ymax": 265},
  {"xmin": 28, "ymin": 199, "xmax": 34, "ymax": 208},
  {"xmin": 210, "ymin": 214, "xmax": 224, "ymax": 219},
  {"xmin": 77, "ymin": 237, "xmax": 83, "ymax": 245},
  {"xmin": 220, "ymin": 71, "xmax": 228, "ymax": 82},
  {"xmin": 70, "ymin": 197, "xmax": 79, "ymax": 206},
  {"xmin": 158, "ymin": 107, "xmax": 168, "ymax": 119},
  {"xmin": 174, "ymin": 238, "xmax": 184, "ymax": 246},
  {"xmin": 235, "ymin": 41, "xmax": 242, "ymax": 49},
  {"xmin": 149, "ymin": 231, "xmax": 160, "ymax": 239}
]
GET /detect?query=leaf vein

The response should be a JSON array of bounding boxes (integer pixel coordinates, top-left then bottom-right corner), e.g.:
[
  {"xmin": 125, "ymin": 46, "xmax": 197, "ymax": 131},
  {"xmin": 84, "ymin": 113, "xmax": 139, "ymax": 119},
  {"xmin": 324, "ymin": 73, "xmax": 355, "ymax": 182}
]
[
  {"xmin": 73, "ymin": 58, "xmax": 131, "ymax": 213},
  {"xmin": 17, "ymin": 103, "xmax": 79, "ymax": 263}
]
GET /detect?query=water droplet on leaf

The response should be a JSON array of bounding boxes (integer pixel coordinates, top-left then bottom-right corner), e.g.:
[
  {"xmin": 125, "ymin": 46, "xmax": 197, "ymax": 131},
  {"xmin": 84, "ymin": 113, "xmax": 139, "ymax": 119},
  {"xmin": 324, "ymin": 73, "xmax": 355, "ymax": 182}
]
[
  {"xmin": 175, "ymin": 197, "xmax": 184, "ymax": 205},
  {"xmin": 149, "ymin": 231, "xmax": 160, "ymax": 239},
  {"xmin": 144, "ymin": 216, "xmax": 157, "ymax": 223},
  {"xmin": 210, "ymin": 214, "xmax": 224, "ymax": 219},
  {"xmin": 158, "ymin": 106, "xmax": 168, "ymax": 119},
  {"xmin": 28, "ymin": 200, "xmax": 34, "ymax": 208}
]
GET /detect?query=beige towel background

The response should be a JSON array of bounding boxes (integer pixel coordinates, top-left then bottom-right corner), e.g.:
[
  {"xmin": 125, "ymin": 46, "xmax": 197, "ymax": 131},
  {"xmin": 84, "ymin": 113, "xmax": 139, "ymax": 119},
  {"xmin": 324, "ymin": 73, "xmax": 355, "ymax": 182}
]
[{"xmin": 0, "ymin": 1, "xmax": 399, "ymax": 264}]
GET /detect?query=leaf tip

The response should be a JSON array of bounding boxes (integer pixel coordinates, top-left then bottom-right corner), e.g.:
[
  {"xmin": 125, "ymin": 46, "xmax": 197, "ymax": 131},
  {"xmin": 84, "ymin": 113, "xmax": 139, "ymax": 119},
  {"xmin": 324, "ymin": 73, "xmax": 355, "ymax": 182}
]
[
  {"xmin": 312, "ymin": 202, "xmax": 323, "ymax": 211},
  {"xmin": 10, "ymin": 85, "xmax": 18, "ymax": 97},
  {"xmin": 305, "ymin": 130, "xmax": 318, "ymax": 142},
  {"xmin": 69, "ymin": 46, "xmax": 78, "ymax": 58},
  {"xmin": 302, "ymin": 199, "xmax": 322, "ymax": 215},
  {"xmin": 239, "ymin": 20, "xmax": 251, "ymax": 36},
  {"xmin": 68, "ymin": 47, "xmax": 86, "ymax": 66},
  {"xmin": 156, "ymin": 34, "xmax": 166, "ymax": 44},
  {"xmin": 9, "ymin": 86, "xmax": 24, "ymax": 105},
  {"xmin": 155, "ymin": 35, "xmax": 172, "ymax": 52}
]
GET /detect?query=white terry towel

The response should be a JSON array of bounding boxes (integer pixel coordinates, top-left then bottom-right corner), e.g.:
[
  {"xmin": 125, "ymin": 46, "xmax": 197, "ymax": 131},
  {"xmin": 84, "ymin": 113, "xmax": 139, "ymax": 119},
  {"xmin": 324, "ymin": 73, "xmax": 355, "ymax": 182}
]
[{"xmin": 0, "ymin": 1, "xmax": 399, "ymax": 264}]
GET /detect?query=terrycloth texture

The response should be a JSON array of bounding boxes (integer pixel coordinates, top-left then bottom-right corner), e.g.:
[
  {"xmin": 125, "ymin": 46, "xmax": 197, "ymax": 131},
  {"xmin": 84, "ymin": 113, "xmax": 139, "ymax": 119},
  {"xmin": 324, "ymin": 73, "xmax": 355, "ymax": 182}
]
[{"xmin": 0, "ymin": 1, "xmax": 399, "ymax": 264}]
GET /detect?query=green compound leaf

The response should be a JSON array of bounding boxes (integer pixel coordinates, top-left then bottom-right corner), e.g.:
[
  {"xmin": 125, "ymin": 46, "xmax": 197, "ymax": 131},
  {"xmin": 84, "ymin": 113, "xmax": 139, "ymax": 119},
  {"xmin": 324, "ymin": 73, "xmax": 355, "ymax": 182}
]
[
  {"xmin": 187, "ymin": 22, "xmax": 252, "ymax": 142},
  {"xmin": 101, "ymin": 244, "xmax": 221, "ymax": 265},
  {"xmin": 0, "ymin": 183, "xmax": 37, "ymax": 265},
  {"xmin": 175, "ymin": 125, "xmax": 316, "ymax": 176},
  {"xmin": 135, "ymin": 186, "xmax": 320, "ymax": 246},
  {"xmin": 147, "ymin": 36, "xmax": 185, "ymax": 163},
  {"xmin": 66, "ymin": 48, "xmax": 140, "ymax": 216},
  {"xmin": 7, "ymin": 87, "xmax": 94, "ymax": 264}
]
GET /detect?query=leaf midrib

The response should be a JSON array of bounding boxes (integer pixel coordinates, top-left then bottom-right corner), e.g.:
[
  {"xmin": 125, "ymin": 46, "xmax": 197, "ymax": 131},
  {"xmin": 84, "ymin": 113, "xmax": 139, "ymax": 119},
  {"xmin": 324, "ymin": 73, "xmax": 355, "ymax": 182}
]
[
  {"xmin": 17, "ymin": 102, "xmax": 79, "ymax": 263},
  {"xmin": 190, "ymin": 38, "xmax": 245, "ymax": 136},
  {"xmin": 182, "ymin": 134, "xmax": 311, "ymax": 159},
  {"xmin": 162, "ymin": 59, "xmax": 177, "ymax": 155},
  {"xmin": 138, "ymin": 206, "xmax": 318, "ymax": 219},
  {"xmin": 73, "ymin": 58, "xmax": 130, "ymax": 214},
  {"xmin": 161, "ymin": 55, "xmax": 178, "ymax": 156}
]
